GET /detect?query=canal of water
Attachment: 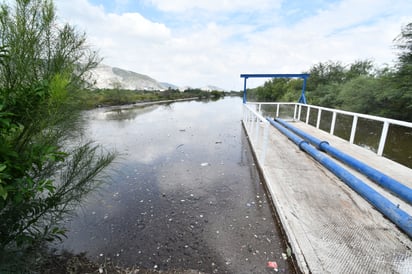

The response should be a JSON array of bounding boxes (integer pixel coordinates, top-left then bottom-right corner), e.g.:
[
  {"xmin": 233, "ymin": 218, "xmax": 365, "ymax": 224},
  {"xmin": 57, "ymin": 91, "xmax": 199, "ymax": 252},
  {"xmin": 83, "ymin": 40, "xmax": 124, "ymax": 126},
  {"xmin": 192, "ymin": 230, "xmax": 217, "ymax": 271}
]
[{"xmin": 58, "ymin": 97, "xmax": 295, "ymax": 273}]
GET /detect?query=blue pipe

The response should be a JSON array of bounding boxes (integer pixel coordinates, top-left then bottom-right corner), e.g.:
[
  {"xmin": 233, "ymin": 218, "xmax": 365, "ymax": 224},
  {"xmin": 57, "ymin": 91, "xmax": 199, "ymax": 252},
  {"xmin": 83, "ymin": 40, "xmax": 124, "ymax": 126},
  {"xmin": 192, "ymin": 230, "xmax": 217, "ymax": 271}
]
[
  {"xmin": 274, "ymin": 118, "xmax": 412, "ymax": 205},
  {"xmin": 267, "ymin": 118, "xmax": 412, "ymax": 238}
]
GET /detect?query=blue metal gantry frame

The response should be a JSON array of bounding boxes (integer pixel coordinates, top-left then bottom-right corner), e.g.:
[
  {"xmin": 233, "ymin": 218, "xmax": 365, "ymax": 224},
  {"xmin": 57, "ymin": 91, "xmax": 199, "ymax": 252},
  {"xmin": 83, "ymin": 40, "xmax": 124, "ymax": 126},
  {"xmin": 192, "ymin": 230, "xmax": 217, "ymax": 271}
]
[{"xmin": 240, "ymin": 73, "xmax": 310, "ymax": 104}]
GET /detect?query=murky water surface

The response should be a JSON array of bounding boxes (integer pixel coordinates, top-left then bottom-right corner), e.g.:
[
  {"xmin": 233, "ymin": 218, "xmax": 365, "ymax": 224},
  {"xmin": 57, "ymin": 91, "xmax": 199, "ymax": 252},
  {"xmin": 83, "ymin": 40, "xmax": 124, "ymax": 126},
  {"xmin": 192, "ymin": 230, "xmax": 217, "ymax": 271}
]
[{"xmin": 59, "ymin": 97, "xmax": 294, "ymax": 273}]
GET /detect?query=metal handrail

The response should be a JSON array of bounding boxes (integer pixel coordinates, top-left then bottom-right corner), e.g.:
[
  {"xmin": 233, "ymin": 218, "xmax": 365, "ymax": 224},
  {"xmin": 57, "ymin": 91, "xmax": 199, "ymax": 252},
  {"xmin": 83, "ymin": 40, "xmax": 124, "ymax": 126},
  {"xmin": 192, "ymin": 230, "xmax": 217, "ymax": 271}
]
[
  {"xmin": 242, "ymin": 104, "xmax": 269, "ymax": 165},
  {"xmin": 247, "ymin": 102, "xmax": 412, "ymax": 158}
]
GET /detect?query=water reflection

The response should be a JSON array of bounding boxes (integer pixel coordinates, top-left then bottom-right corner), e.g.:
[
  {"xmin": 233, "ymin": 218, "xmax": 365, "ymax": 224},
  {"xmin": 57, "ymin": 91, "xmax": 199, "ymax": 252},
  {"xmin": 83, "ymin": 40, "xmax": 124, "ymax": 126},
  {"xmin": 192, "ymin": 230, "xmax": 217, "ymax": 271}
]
[
  {"xmin": 102, "ymin": 105, "xmax": 160, "ymax": 121},
  {"xmin": 60, "ymin": 97, "xmax": 294, "ymax": 273}
]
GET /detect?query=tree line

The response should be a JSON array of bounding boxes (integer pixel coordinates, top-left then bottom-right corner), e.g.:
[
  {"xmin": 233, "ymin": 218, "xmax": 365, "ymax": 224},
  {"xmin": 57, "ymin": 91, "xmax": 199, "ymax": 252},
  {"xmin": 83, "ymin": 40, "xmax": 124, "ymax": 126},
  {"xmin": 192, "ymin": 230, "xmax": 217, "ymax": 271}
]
[
  {"xmin": 248, "ymin": 23, "xmax": 412, "ymax": 122},
  {"xmin": 77, "ymin": 87, "xmax": 227, "ymax": 108}
]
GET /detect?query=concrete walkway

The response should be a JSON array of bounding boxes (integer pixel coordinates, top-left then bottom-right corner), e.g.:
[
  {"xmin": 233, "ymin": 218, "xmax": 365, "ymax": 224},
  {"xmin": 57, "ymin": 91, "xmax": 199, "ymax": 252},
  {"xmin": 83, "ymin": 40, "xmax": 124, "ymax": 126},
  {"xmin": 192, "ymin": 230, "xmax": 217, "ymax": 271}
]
[{"xmin": 243, "ymin": 120, "xmax": 412, "ymax": 273}]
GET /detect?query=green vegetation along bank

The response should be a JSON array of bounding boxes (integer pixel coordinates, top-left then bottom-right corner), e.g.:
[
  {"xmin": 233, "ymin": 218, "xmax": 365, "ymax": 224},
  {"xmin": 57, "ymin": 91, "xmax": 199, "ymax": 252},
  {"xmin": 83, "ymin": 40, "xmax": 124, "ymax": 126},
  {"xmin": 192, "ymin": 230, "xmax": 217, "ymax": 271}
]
[
  {"xmin": 0, "ymin": 0, "xmax": 114, "ymax": 272},
  {"xmin": 75, "ymin": 88, "xmax": 235, "ymax": 109}
]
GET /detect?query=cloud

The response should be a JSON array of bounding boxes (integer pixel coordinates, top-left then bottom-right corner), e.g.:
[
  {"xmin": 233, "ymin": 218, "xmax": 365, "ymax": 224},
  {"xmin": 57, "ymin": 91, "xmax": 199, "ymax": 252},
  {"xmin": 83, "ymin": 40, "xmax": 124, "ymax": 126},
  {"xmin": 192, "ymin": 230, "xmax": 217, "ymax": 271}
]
[
  {"xmin": 146, "ymin": 0, "xmax": 280, "ymax": 13},
  {"xmin": 237, "ymin": 0, "xmax": 412, "ymax": 72},
  {"xmin": 56, "ymin": 0, "xmax": 172, "ymax": 71},
  {"xmin": 58, "ymin": 0, "xmax": 170, "ymax": 39},
  {"xmin": 55, "ymin": 0, "xmax": 412, "ymax": 90}
]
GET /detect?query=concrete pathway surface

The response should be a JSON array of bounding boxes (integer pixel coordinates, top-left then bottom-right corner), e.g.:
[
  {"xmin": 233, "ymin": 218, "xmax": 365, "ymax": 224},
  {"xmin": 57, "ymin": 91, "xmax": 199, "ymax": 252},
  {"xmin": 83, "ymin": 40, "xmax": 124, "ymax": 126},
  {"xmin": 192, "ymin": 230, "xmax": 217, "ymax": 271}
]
[{"xmin": 244, "ymin": 120, "xmax": 412, "ymax": 273}]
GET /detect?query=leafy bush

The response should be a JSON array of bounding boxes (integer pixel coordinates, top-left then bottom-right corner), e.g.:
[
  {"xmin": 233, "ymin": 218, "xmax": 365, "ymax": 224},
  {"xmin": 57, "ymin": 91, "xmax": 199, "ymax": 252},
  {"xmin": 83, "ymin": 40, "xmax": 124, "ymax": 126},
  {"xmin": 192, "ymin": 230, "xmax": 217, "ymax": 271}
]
[{"xmin": 0, "ymin": 0, "xmax": 114, "ymax": 269}]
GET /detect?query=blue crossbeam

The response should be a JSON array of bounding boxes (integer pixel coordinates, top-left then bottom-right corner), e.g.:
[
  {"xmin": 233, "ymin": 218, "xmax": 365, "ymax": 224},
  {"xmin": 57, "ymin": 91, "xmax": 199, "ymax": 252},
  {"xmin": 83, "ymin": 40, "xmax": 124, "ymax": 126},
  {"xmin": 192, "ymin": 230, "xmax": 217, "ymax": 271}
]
[
  {"xmin": 240, "ymin": 73, "xmax": 310, "ymax": 104},
  {"xmin": 240, "ymin": 73, "xmax": 309, "ymax": 78}
]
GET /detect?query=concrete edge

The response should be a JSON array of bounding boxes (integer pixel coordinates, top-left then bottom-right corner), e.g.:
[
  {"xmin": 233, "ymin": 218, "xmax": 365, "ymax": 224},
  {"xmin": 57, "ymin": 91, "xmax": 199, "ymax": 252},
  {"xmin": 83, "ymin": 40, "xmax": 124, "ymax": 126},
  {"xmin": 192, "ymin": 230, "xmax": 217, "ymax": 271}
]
[{"xmin": 241, "ymin": 121, "xmax": 310, "ymax": 274}]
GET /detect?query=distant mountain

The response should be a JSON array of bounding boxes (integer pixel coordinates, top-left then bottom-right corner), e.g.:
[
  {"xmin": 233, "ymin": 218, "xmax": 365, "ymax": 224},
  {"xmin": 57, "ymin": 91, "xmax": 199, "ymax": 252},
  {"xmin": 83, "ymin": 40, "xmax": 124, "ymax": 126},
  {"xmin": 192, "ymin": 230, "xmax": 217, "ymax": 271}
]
[
  {"xmin": 160, "ymin": 82, "xmax": 179, "ymax": 90},
  {"xmin": 200, "ymin": 85, "xmax": 225, "ymax": 92},
  {"xmin": 88, "ymin": 64, "xmax": 225, "ymax": 92},
  {"xmin": 89, "ymin": 64, "xmax": 166, "ymax": 91}
]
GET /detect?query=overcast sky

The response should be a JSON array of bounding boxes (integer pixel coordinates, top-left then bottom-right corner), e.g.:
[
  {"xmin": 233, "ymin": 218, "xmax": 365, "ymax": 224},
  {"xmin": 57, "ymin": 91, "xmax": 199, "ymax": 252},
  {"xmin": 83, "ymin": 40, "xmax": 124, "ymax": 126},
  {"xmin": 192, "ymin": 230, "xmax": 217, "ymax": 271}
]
[{"xmin": 56, "ymin": 0, "xmax": 412, "ymax": 90}]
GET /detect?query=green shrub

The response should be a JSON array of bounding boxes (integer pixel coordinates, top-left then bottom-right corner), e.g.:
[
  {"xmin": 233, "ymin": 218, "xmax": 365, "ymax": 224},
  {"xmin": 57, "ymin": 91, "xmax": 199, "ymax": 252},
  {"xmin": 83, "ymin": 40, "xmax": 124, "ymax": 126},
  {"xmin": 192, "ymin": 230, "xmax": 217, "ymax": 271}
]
[{"xmin": 0, "ymin": 0, "xmax": 114, "ymax": 270}]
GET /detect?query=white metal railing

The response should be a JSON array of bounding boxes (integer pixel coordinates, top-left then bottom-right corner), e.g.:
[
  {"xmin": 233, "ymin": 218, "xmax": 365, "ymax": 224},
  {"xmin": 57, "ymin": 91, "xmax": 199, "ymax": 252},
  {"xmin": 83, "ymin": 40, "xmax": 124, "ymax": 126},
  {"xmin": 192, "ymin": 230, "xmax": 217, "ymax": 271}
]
[
  {"xmin": 242, "ymin": 104, "xmax": 270, "ymax": 165},
  {"xmin": 247, "ymin": 102, "xmax": 412, "ymax": 158}
]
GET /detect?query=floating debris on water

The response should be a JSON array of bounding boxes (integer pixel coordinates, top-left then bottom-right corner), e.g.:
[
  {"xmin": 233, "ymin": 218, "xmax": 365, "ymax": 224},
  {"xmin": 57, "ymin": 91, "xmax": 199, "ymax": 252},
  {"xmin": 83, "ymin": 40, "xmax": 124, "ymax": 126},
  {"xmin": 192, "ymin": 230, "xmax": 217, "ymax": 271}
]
[
  {"xmin": 267, "ymin": 261, "xmax": 278, "ymax": 271},
  {"xmin": 287, "ymin": 246, "xmax": 292, "ymax": 257},
  {"xmin": 59, "ymin": 98, "xmax": 294, "ymax": 274}
]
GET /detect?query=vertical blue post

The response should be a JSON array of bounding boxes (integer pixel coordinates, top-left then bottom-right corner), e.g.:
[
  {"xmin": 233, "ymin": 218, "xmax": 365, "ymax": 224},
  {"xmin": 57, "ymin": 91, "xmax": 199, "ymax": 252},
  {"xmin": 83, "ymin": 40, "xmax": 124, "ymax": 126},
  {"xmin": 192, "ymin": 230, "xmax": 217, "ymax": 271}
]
[
  {"xmin": 298, "ymin": 76, "xmax": 307, "ymax": 104},
  {"xmin": 243, "ymin": 76, "xmax": 248, "ymax": 104},
  {"xmin": 240, "ymin": 74, "xmax": 310, "ymax": 104}
]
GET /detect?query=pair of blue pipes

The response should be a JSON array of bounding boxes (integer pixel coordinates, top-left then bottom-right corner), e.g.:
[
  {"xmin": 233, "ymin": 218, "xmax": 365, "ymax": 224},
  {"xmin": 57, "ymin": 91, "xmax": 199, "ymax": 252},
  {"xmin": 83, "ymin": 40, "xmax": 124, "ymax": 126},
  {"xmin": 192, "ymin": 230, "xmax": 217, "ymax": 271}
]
[{"xmin": 267, "ymin": 118, "xmax": 412, "ymax": 238}]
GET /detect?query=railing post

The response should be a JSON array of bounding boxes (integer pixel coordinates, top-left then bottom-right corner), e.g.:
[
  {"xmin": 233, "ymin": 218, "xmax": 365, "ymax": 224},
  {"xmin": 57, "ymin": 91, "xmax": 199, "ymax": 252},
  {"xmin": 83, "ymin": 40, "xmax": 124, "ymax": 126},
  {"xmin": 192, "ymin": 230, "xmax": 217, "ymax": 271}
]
[
  {"xmin": 330, "ymin": 112, "xmax": 337, "ymax": 135},
  {"xmin": 247, "ymin": 108, "xmax": 251, "ymax": 131},
  {"xmin": 293, "ymin": 104, "xmax": 298, "ymax": 121},
  {"xmin": 349, "ymin": 115, "xmax": 358, "ymax": 144},
  {"xmin": 255, "ymin": 116, "xmax": 260, "ymax": 143},
  {"xmin": 306, "ymin": 106, "xmax": 310, "ymax": 124},
  {"xmin": 258, "ymin": 103, "xmax": 262, "ymax": 114},
  {"xmin": 245, "ymin": 107, "xmax": 248, "ymax": 127},
  {"xmin": 298, "ymin": 104, "xmax": 302, "ymax": 121},
  {"xmin": 243, "ymin": 105, "xmax": 247, "ymax": 123},
  {"xmin": 276, "ymin": 103, "xmax": 280, "ymax": 118},
  {"xmin": 377, "ymin": 121, "xmax": 390, "ymax": 156},
  {"xmin": 316, "ymin": 109, "xmax": 322, "ymax": 129},
  {"xmin": 261, "ymin": 123, "xmax": 269, "ymax": 165},
  {"xmin": 250, "ymin": 114, "xmax": 255, "ymax": 134}
]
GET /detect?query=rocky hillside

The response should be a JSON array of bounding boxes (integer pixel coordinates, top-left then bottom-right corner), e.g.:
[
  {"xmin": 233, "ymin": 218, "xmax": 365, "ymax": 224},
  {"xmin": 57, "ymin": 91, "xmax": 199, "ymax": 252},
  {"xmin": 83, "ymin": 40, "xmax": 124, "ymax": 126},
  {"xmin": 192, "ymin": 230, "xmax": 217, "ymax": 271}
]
[
  {"xmin": 88, "ymin": 64, "xmax": 166, "ymax": 91},
  {"xmin": 88, "ymin": 64, "xmax": 225, "ymax": 92}
]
